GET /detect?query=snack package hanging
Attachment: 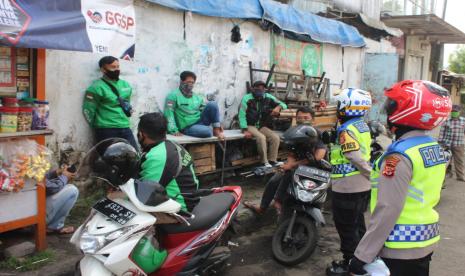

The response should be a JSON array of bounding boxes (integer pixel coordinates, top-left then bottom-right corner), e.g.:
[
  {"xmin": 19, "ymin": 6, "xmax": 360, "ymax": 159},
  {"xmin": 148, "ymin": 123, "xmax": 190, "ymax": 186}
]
[{"xmin": 0, "ymin": 139, "xmax": 52, "ymax": 192}]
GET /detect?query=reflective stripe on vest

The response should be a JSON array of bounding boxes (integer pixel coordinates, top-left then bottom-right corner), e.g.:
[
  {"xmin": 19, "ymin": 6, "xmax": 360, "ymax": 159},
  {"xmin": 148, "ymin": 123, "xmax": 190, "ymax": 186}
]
[
  {"xmin": 330, "ymin": 118, "xmax": 371, "ymax": 178},
  {"xmin": 371, "ymin": 135, "xmax": 446, "ymax": 249}
]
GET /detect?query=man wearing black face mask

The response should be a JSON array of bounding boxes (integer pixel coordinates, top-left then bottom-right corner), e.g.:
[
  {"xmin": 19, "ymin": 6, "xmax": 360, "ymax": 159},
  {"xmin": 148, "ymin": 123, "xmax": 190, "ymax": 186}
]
[
  {"xmin": 83, "ymin": 56, "xmax": 138, "ymax": 149},
  {"xmin": 164, "ymin": 71, "xmax": 224, "ymax": 139},
  {"xmin": 239, "ymin": 80, "xmax": 287, "ymax": 167}
]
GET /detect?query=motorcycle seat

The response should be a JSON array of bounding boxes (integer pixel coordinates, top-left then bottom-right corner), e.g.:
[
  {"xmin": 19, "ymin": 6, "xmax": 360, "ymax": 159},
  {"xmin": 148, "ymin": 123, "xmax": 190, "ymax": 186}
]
[{"xmin": 159, "ymin": 192, "xmax": 235, "ymax": 234}]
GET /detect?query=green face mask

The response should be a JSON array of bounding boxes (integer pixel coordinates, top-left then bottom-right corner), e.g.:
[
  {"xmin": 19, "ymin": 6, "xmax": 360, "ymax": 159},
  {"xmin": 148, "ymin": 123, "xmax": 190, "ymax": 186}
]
[{"xmin": 451, "ymin": 111, "xmax": 460, "ymax": 118}]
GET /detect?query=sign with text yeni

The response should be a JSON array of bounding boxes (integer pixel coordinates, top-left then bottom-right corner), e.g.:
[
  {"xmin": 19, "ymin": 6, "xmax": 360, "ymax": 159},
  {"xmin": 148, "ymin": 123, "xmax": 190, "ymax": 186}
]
[
  {"xmin": 0, "ymin": 0, "xmax": 135, "ymax": 59},
  {"xmin": 271, "ymin": 35, "xmax": 322, "ymax": 76}
]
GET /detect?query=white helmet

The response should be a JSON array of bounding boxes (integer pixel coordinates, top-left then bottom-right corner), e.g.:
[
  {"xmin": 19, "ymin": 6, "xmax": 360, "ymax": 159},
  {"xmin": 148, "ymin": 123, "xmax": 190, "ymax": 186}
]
[{"xmin": 334, "ymin": 88, "xmax": 372, "ymax": 117}]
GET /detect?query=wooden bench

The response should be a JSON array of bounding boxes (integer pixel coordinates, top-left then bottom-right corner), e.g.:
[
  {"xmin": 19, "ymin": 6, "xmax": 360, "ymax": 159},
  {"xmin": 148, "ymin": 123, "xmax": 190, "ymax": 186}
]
[{"xmin": 167, "ymin": 109, "xmax": 337, "ymax": 180}]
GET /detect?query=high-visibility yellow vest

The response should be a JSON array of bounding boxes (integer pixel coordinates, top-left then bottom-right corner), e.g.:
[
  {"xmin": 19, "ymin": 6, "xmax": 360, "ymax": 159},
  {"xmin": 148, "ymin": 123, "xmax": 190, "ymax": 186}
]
[
  {"xmin": 371, "ymin": 136, "xmax": 446, "ymax": 249},
  {"xmin": 330, "ymin": 118, "xmax": 371, "ymax": 178}
]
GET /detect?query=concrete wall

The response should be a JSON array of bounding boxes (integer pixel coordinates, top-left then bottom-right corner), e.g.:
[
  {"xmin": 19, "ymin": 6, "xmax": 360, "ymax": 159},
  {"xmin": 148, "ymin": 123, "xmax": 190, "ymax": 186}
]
[
  {"xmin": 46, "ymin": 2, "xmax": 270, "ymax": 152},
  {"xmin": 45, "ymin": 1, "xmax": 396, "ymax": 153},
  {"xmin": 404, "ymin": 36, "xmax": 432, "ymax": 81}
]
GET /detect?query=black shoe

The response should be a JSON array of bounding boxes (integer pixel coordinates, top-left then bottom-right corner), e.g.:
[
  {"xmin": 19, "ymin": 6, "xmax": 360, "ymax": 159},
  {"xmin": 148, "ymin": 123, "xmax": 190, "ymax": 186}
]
[{"xmin": 326, "ymin": 259, "xmax": 349, "ymax": 276}]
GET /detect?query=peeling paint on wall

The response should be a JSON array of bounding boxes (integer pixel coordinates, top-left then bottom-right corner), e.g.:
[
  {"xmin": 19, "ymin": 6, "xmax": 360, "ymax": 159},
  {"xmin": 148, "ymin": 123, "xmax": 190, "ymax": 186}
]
[{"xmin": 45, "ymin": 2, "xmax": 396, "ymax": 154}]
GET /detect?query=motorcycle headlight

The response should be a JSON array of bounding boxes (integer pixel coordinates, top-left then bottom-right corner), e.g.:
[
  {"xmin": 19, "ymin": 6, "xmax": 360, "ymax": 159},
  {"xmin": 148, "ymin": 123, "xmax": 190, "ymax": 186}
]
[
  {"xmin": 297, "ymin": 189, "xmax": 315, "ymax": 202},
  {"xmin": 79, "ymin": 224, "xmax": 138, "ymax": 254},
  {"xmin": 294, "ymin": 174, "xmax": 318, "ymax": 191}
]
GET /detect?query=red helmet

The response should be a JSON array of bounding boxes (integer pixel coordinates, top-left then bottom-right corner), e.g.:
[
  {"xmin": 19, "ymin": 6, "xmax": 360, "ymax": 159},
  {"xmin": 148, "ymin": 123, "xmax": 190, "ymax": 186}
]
[{"xmin": 385, "ymin": 80, "xmax": 451, "ymax": 130}]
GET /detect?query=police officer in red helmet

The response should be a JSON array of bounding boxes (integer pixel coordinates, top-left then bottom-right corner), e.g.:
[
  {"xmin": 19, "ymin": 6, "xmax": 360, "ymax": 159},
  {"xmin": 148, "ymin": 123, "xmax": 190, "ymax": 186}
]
[{"xmin": 348, "ymin": 80, "xmax": 452, "ymax": 276}]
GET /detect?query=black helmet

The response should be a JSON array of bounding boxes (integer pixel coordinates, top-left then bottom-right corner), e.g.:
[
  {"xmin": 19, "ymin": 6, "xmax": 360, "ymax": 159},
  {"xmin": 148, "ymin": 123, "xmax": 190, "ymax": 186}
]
[
  {"xmin": 282, "ymin": 125, "xmax": 319, "ymax": 147},
  {"xmin": 78, "ymin": 138, "xmax": 140, "ymax": 186},
  {"xmin": 368, "ymin": 121, "xmax": 386, "ymax": 138}
]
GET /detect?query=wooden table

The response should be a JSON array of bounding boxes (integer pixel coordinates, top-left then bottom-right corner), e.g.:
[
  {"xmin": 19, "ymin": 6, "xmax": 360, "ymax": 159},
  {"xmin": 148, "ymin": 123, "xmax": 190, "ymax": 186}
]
[{"xmin": 0, "ymin": 129, "xmax": 54, "ymax": 251}]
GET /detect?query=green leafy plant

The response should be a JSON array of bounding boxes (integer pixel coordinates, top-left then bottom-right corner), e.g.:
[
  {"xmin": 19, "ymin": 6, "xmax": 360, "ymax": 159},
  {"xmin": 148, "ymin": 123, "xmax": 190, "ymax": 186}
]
[{"xmin": 449, "ymin": 46, "xmax": 465, "ymax": 74}]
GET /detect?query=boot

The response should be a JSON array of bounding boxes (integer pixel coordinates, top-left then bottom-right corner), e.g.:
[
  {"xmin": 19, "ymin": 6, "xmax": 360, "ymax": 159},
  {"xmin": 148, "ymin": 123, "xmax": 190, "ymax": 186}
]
[{"xmin": 326, "ymin": 259, "xmax": 350, "ymax": 276}]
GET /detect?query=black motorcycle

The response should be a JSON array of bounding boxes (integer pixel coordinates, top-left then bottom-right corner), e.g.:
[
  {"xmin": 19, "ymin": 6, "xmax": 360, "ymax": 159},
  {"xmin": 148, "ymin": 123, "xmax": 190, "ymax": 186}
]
[{"xmin": 271, "ymin": 160, "xmax": 332, "ymax": 265}]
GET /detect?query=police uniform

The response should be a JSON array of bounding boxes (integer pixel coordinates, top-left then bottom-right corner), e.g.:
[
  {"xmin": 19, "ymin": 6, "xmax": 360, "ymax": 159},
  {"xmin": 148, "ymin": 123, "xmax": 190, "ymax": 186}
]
[
  {"xmin": 330, "ymin": 117, "xmax": 372, "ymax": 261},
  {"xmin": 355, "ymin": 130, "xmax": 447, "ymax": 275}
]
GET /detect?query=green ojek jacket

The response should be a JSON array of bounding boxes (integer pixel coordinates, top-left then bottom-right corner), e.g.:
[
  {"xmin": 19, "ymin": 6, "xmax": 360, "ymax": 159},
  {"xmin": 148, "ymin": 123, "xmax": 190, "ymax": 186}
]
[
  {"xmin": 164, "ymin": 88, "xmax": 206, "ymax": 133},
  {"xmin": 139, "ymin": 140, "xmax": 199, "ymax": 211},
  {"xmin": 82, "ymin": 78, "xmax": 132, "ymax": 128}
]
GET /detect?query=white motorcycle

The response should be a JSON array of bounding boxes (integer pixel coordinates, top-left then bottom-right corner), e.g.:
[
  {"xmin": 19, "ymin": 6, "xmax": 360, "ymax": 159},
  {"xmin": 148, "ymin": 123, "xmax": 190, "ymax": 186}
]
[{"xmin": 71, "ymin": 139, "xmax": 242, "ymax": 276}]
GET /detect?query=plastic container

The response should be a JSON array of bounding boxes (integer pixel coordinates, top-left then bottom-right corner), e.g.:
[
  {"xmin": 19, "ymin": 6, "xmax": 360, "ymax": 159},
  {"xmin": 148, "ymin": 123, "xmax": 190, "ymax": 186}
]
[
  {"xmin": 17, "ymin": 106, "xmax": 33, "ymax": 132},
  {"xmin": 2, "ymin": 97, "xmax": 18, "ymax": 107},
  {"xmin": 32, "ymin": 100, "xmax": 49, "ymax": 130},
  {"xmin": 0, "ymin": 106, "xmax": 19, "ymax": 133}
]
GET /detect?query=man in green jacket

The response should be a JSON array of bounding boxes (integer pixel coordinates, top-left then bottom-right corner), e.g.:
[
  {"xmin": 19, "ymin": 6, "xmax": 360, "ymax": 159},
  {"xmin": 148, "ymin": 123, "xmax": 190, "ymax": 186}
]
[
  {"xmin": 239, "ymin": 81, "xmax": 287, "ymax": 167},
  {"xmin": 137, "ymin": 112, "xmax": 199, "ymax": 211},
  {"xmin": 82, "ymin": 56, "xmax": 138, "ymax": 149},
  {"xmin": 164, "ymin": 71, "xmax": 224, "ymax": 139}
]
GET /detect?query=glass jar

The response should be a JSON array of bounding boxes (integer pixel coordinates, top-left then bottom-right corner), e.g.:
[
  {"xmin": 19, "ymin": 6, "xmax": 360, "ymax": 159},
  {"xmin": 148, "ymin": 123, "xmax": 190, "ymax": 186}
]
[
  {"xmin": 32, "ymin": 100, "xmax": 49, "ymax": 130},
  {"xmin": 17, "ymin": 106, "xmax": 33, "ymax": 132},
  {"xmin": 0, "ymin": 106, "xmax": 19, "ymax": 133}
]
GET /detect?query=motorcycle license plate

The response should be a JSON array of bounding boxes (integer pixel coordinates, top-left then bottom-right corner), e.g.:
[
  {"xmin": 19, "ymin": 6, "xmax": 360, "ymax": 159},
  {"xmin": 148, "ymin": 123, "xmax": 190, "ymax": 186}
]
[
  {"xmin": 93, "ymin": 198, "xmax": 136, "ymax": 225},
  {"xmin": 295, "ymin": 165, "xmax": 331, "ymax": 182}
]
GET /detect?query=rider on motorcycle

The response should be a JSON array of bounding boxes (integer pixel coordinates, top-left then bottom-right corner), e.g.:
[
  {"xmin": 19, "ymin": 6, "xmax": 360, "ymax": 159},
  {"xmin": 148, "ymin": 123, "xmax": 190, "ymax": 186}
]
[
  {"xmin": 137, "ymin": 112, "xmax": 200, "ymax": 211},
  {"xmin": 243, "ymin": 106, "xmax": 327, "ymax": 215}
]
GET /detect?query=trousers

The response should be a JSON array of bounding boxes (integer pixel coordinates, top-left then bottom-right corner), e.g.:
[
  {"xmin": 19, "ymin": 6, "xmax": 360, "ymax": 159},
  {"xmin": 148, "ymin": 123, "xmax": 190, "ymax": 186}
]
[
  {"xmin": 247, "ymin": 126, "xmax": 280, "ymax": 164},
  {"xmin": 332, "ymin": 190, "xmax": 370, "ymax": 260},
  {"xmin": 450, "ymin": 145, "xmax": 465, "ymax": 180},
  {"xmin": 182, "ymin": 101, "xmax": 221, "ymax": 138},
  {"xmin": 46, "ymin": 184, "xmax": 79, "ymax": 230},
  {"xmin": 95, "ymin": 127, "xmax": 138, "ymax": 150},
  {"xmin": 382, "ymin": 253, "xmax": 432, "ymax": 276}
]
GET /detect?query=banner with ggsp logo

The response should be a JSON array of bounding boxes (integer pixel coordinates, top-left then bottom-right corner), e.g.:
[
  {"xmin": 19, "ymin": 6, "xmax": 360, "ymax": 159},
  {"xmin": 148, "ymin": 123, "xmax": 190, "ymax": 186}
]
[{"xmin": 0, "ymin": 0, "xmax": 136, "ymax": 59}]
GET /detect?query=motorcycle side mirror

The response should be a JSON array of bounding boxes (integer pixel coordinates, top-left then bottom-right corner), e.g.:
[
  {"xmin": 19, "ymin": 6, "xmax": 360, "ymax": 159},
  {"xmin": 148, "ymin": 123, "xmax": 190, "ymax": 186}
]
[
  {"xmin": 134, "ymin": 179, "xmax": 170, "ymax": 207},
  {"xmin": 321, "ymin": 130, "xmax": 336, "ymax": 144}
]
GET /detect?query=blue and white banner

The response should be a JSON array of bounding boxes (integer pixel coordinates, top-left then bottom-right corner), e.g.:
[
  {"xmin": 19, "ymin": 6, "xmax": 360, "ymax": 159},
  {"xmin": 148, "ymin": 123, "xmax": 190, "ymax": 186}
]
[{"xmin": 0, "ymin": 0, "xmax": 136, "ymax": 59}]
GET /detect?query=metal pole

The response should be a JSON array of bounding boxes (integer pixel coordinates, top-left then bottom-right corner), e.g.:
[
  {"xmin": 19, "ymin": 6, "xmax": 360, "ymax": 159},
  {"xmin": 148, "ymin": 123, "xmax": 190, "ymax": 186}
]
[{"xmin": 442, "ymin": 0, "xmax": 447, "ymax": 19}]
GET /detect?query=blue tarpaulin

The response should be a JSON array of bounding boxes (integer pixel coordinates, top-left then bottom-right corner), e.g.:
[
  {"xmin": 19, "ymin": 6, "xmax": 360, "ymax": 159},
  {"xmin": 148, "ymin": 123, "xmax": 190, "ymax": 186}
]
[
  {"xmin": 145, "ymin": 0, "xmax": 365, "ymax": 47},
  {"xmin": 148, "ymin": 0, "xmax": 263, "ymax": 19}
]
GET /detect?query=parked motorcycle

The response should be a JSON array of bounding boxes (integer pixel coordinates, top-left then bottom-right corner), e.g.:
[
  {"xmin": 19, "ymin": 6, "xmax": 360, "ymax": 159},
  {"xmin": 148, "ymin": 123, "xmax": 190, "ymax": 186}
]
[
  {"xmin": 71, "ymin": 139, "xmax": 242, "ymax": 276},
  {"xmin": 271, "ymin": 160, "xmax": 332, "ymax": 265},
  {"xmin": 242, "ymin": 120, "xmax": 332, "ymax": 267}
]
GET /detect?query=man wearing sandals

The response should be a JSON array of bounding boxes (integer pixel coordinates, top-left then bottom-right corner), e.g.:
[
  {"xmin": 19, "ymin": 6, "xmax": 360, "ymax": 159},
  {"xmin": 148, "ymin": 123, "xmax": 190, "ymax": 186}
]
[
  {"xmin": 45, "ymin": 165, "xmax": 79, "ymax": 234},
  {"xmin": 243, "ymin": 106, "xmax": 327, "ymax": 214}
]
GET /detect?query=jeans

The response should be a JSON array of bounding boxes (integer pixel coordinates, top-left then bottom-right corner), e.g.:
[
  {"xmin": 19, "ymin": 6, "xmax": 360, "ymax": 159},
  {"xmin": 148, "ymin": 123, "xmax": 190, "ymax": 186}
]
[
  {"xmin": 182, "ymin": 102, "xmax": 221, "ymax": 138},
  {"xmin": 46, "ymin": 184, "xmax": 79, "ymax": 230},
  {"xmin": 382, "ymin": 253, "xmax": 432, "ymax": 276},
  {"xmin": 95, "ymin": 127, "xmax": 139, "ymax": 150},
  {"xmin": 332, "ymin": 190, "xmax": 370, "ymax": 260}
]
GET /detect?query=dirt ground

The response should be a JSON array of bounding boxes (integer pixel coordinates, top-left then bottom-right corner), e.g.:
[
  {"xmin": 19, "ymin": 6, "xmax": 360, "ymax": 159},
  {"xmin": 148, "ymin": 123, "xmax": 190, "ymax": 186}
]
[{"xmin": 1, "ymin": 174, "xmax": 465, "ymax": 276}]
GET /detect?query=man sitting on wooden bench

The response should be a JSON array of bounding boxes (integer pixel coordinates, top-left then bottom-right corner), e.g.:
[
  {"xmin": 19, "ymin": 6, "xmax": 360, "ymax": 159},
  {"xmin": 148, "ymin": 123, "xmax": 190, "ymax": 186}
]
[
  {"xmin": 239, "ymin": 80, "xmax": 287, "ymax": 168},
  {"xmin": 164, "ymin": 71, "xmax": 224, "ymax": 139}
]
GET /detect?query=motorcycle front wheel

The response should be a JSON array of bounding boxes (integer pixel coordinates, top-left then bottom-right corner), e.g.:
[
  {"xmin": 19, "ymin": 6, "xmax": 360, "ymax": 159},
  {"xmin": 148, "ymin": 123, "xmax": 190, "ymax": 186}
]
[{"xmin": 272, "ymin": 215, "xmax": 318, "ymax": 266}]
